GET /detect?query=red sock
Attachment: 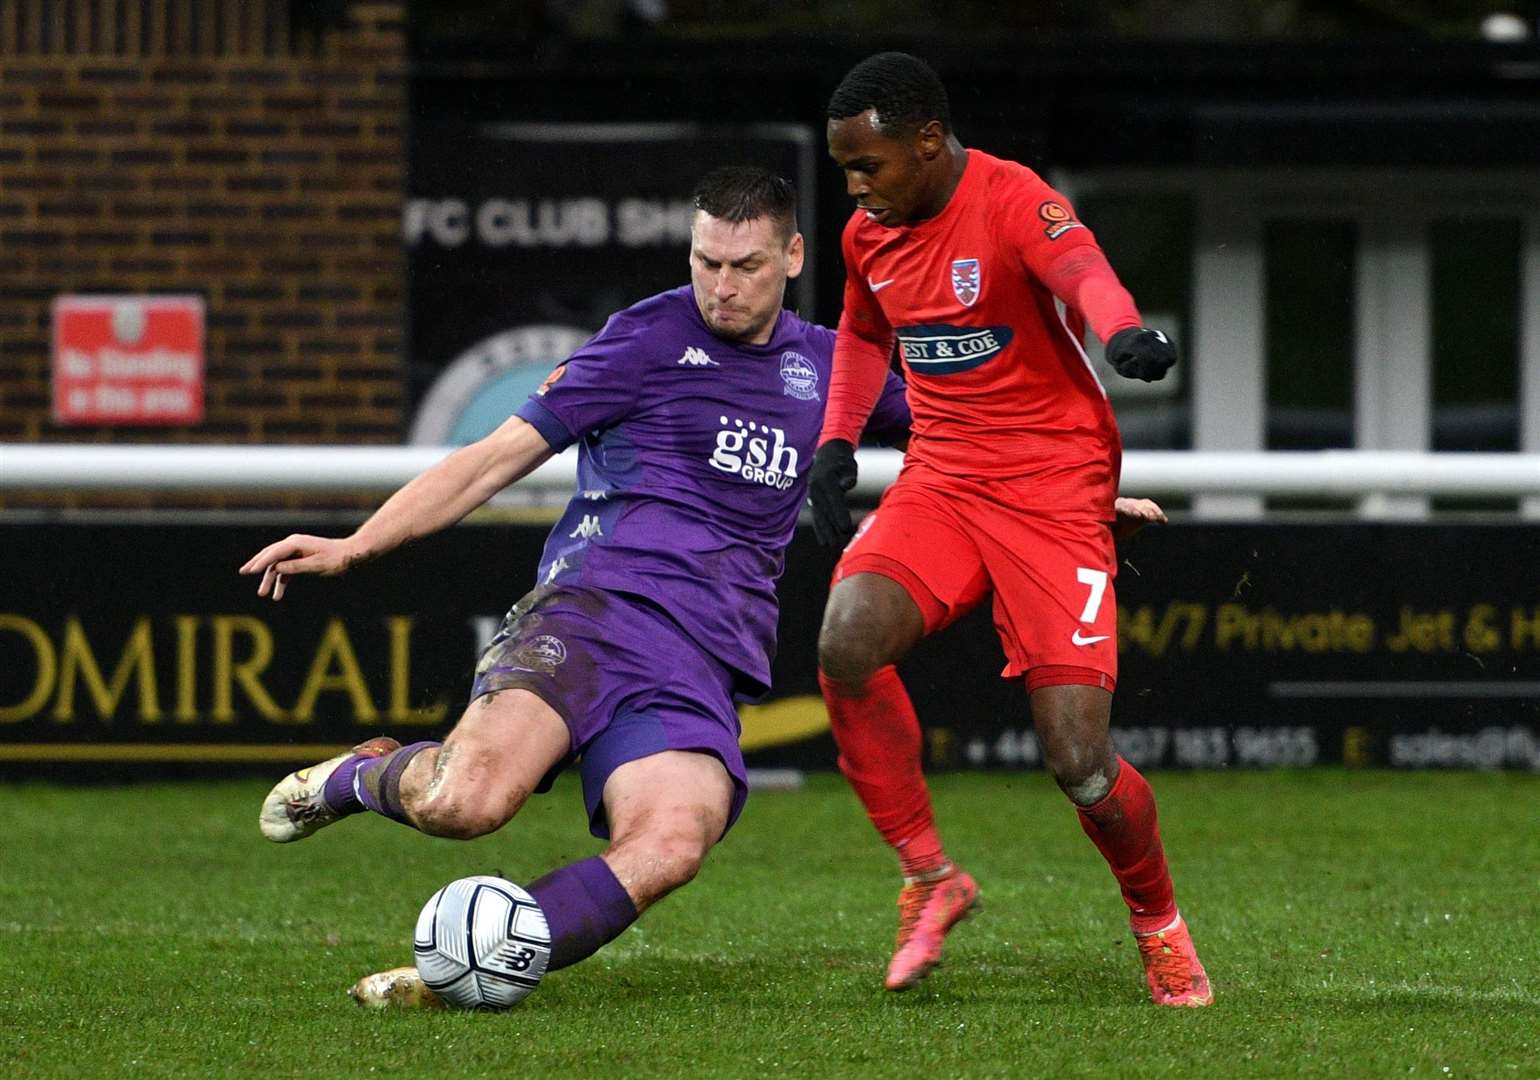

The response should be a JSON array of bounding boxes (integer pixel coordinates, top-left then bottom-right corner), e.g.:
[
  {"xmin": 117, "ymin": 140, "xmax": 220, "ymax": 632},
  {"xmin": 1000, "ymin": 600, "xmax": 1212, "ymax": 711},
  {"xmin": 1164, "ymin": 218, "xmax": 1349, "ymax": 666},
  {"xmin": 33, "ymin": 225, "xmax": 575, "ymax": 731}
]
[
  {"xmin": 1076, "ymin": 757, "xmax": 1177, "ymax": 934},
  {"xmin": 820, "ymin": 666, "xmax": 947, "ymax": 879}
]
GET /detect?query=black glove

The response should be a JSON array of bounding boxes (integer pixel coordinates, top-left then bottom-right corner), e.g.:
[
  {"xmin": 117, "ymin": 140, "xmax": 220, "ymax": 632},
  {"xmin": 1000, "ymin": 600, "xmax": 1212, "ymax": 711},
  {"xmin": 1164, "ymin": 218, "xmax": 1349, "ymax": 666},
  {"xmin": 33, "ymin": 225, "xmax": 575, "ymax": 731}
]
[
  {"xmin": 1105, "ymin": 327, "xmax": 1176, "ymax": 382},
  {"xmin": 807, "ymin": 439, "xmax": 858, "ymax": 547}
]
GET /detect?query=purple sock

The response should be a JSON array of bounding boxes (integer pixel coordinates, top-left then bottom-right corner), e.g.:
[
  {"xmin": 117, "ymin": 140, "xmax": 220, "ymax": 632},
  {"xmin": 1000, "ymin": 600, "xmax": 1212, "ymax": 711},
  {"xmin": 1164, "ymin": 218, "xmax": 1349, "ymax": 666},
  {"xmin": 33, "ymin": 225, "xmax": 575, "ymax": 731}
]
[
  {"xmin": 323, "ymin": 741, "xmax": 439, "ymax": 825},
  {"xmin": 321, "ymin": 753, "xmax": 371, "ymax": 815},
  {"xmin": 528, "ymin": 856, "xmax": 639, "ymax": 971}
]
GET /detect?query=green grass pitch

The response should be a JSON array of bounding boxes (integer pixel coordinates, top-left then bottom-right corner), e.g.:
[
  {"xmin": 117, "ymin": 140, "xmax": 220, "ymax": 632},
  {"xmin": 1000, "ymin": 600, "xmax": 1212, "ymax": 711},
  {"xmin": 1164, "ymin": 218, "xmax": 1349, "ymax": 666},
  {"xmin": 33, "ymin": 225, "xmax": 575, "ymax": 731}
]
[{"xmin": 2, "ymin": 770, "xmax": 1537, "ymax": 1078}]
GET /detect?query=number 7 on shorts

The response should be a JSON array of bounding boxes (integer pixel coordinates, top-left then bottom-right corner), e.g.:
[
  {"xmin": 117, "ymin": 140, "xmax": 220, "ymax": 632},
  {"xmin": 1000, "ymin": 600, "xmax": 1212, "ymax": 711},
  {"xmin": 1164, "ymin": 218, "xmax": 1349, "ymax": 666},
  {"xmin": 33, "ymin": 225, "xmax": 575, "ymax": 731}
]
[{"xmin": 1075, "ymin": 567, "xmax": 1108, "ymax": 623}]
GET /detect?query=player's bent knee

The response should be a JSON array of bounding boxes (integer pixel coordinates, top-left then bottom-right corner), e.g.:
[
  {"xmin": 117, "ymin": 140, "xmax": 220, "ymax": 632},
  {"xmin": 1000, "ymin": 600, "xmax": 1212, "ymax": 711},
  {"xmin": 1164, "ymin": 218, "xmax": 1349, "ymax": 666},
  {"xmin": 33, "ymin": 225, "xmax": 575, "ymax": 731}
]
[
  {"xmin": 412, "ymin": 801, "xmax": 500, "ymax": 840},
  {"xmin": 1063, "ymin": 769, "xmax": 1114, "ymax": 806},
  {"xmin": 817, "ymin": 606, "xmax": 889, "ymax": 686},
  {"xmin": 1044, "ymin": 748, "xmax": 1114, "ymax": 805},
  {"xmin": 649, "ymin": 833, "xmax": 709, "ymax": 889},
  {"xmin": 602, "ymin": 751, "xmax": 732, "ymax": 904},
  {"xmin": 613, "ymin": 828, "xmax": 711, "ymax": 893},
  {"xmin": 817, "ymin": 634, "xmax": 879, "ymax": 688},
  {"xmin": 818, "ymin": 575, "xmax": 923, "ymax": 688},
  {"xmin": 411, "ymin": 787, "xmax": 527, "ymax": 840}
]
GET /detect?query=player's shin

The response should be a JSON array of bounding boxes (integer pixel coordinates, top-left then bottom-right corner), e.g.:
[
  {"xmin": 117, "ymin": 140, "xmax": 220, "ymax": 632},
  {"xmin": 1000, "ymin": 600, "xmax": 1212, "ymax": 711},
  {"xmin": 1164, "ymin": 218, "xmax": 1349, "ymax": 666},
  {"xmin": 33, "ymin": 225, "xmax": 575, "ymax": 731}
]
[
  {"xmin": 527, "ymin": 856, "xmax": 639, "ymax": 971},
  {"xmin": 820, "ymin": 666, "xmax": 948, "ymax": 880},
  {"xmin": 1074, "ymin": 756, "xmax": 1177, "ymax": 933}
]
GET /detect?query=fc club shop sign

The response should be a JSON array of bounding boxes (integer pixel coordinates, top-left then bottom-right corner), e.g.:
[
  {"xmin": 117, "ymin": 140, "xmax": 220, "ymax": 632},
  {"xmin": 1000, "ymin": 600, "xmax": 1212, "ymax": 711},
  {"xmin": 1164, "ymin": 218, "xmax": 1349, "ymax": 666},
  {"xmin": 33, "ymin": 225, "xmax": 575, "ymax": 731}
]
[
  {"xmin": 404, "ymin": 120, "xmax": 815, "ymax": 445},
  {"xmin": 52, "ymin": 294, "xmax": 205, "ymax": 426}
]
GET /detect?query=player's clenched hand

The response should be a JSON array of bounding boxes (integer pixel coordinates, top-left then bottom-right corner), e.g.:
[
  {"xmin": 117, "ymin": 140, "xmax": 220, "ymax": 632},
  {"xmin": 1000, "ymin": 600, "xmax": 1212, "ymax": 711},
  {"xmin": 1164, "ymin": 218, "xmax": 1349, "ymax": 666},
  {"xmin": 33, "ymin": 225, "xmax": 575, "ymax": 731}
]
[
  {"xmin": 1106, "ymin": 327, "xmax": 1176, "ymax": 382},
  {"xmin": 239, "ymin": 534, "xmax": 361, "ymax": 601},
  {"xmin": 807, "ymin": 439, "xmax": 859, "ymax": 547},
  {"xmin": 1112, "ymin": 496, "xmax": 1167, "ymax": 540}
]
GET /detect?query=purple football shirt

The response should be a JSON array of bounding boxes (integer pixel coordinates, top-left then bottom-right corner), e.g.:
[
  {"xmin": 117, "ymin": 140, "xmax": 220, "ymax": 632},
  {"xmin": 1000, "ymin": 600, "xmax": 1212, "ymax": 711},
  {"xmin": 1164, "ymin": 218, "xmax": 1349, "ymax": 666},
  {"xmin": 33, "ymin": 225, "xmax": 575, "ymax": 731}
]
[{"xmin": 516, "ymin": 285, "xmax": 909, "ymax": 697}]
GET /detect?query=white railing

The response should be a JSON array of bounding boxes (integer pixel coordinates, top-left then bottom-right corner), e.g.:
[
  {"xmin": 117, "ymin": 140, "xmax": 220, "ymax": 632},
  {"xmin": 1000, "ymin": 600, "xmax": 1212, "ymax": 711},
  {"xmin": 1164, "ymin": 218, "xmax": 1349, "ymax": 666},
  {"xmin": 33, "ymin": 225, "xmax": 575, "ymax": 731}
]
[{"xmin": 1, "ymin": 445, "xmax": 1537, "ymax": 516}]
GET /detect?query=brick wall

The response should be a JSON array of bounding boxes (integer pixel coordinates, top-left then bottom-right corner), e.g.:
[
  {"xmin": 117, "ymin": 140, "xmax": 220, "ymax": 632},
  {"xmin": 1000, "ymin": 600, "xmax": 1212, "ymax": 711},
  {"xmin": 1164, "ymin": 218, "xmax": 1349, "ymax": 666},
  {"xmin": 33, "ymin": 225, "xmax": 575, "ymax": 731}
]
[{"xmin": 0, "ymin": 1, "xmax": 405, "ymax": 509}]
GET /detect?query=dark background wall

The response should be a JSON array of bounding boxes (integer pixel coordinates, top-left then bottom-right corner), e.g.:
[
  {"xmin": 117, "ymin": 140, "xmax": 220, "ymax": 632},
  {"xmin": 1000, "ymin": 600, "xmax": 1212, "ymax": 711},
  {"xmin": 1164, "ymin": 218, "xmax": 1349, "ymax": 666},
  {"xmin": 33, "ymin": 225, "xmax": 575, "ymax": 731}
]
[
  {"xmin": 3, "ymin": 1, "xmax": 1537, "ymax": 503},
  {"xmin": 410, "ymin": 33, "xmax": 1540, "ymax": 330}
]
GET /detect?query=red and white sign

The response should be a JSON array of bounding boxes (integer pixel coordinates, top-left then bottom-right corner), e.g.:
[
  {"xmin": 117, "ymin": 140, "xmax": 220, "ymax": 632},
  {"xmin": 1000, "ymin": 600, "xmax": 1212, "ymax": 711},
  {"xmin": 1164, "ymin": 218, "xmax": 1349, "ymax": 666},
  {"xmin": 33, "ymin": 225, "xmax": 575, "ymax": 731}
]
[{"xmin": 52, "ymin": 294, "xmax": 205, "ymax": 426}]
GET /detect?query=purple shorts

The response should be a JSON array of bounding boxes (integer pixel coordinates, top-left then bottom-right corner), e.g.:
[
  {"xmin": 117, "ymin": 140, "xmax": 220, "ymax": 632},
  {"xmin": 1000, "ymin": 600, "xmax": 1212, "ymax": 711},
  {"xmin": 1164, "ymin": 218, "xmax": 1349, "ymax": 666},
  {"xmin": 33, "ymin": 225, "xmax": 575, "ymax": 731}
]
[{"xmin": 468, "ymin": 584, "xmax": 748, "ymax": 839}]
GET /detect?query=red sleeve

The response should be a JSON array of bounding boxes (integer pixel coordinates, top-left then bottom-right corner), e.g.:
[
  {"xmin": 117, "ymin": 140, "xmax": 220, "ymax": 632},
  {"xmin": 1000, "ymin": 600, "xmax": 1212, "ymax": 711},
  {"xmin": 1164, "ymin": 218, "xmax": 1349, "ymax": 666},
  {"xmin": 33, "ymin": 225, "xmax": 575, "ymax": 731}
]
[
  {"xmin": 1039, "ymin": 246, "xmax": 1142, "ymax": 344},
  {"xmin": 820, "ymin": 220, "xmax": 895, "ymax": 447},
  {"xmin": 1004, "ymin": 172, "xmax": 1142, "ymax": 343}
]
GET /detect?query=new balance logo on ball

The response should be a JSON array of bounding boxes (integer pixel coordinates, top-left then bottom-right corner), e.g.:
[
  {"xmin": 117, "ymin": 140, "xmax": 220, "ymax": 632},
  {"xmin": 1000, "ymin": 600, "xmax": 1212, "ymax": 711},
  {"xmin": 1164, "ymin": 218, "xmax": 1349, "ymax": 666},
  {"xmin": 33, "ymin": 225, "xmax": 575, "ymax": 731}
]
[{"xmin": 678, "ymin": 346, "xmax": 717, "ymax": 366}]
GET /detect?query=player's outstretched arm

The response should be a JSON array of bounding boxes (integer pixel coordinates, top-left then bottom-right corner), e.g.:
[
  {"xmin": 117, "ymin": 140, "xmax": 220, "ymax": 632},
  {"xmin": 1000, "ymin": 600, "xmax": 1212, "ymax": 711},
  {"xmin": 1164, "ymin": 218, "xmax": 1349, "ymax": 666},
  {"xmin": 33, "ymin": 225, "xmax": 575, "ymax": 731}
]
[
  {"xmin": 1112, "ymin": 496, "xmax": 1167, "ymax": 540},
  {"xmin": 1019, "ymin": 190, "xmax": 1176, "ymax": 383},
  {"xmin": 239, "ymin": 415, "xmax": 555, "ymax": 600}
]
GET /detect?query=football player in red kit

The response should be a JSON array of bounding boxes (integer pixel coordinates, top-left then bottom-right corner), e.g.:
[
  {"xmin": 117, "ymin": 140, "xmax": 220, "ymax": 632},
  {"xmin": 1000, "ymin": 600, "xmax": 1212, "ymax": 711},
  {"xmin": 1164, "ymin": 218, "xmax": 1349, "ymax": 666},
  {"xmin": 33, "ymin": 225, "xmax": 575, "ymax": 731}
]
[{"xmin": 809, "ymin": 52, "xmax": 1211, "ymax": 1007}]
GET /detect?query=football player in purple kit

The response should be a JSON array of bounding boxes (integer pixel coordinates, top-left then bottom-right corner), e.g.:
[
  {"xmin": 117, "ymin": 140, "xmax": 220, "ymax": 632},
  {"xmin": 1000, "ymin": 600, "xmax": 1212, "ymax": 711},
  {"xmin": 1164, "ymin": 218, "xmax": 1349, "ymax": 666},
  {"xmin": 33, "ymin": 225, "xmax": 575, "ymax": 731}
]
[{"xmin": 239, "ymin": 166, "xmax": 912, "ymax": 1006}]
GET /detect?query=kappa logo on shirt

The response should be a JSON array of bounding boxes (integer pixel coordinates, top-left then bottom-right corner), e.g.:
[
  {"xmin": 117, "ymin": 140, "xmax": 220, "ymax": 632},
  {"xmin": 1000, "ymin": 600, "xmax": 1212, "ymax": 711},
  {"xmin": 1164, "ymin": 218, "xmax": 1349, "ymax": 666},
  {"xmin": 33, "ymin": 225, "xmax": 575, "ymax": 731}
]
[
  {"xmin": 568, "ymin": 514, "xmax": 603, "ymax": 540},
  {"xmin": 678, "ymin": 346, "xmax": 718, "ymax": 367},
  {"xmin": 709, "ymin": 415, "xmax": 799, "ymax": 489},
  {"xmin": 542, "ymin": 557, "xmax": 570, "ymax": 584}
]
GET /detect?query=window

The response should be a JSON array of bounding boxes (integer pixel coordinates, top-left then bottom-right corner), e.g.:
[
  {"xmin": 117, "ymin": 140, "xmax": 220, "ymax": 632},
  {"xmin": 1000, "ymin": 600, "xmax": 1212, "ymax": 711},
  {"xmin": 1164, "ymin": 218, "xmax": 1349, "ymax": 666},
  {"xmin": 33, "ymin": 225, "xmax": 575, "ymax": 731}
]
[
  {"xmin": 1264, "ymin": 220, "xmax": 1356, "ymax": 451},
  {"xmin": 1430, "ymin": 217, "xmax": 1521, "ymax": 453}
]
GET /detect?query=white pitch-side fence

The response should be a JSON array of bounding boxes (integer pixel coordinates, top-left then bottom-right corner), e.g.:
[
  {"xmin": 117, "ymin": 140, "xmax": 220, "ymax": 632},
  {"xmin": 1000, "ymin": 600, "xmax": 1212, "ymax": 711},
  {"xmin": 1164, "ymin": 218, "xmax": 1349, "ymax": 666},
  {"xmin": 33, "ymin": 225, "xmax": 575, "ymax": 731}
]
[{"xmin": 1, "ymin": 445, "xmax": 1537, "ymax": 518}]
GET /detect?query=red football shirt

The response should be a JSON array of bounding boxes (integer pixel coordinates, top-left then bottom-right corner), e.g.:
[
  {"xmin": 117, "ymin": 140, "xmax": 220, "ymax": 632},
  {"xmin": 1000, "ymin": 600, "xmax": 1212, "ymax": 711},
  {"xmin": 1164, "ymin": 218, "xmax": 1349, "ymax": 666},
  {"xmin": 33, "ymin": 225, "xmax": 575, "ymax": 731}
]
[{"xmin": 824, "ymin": 149, "xmax": 1142, "ymax": 514}]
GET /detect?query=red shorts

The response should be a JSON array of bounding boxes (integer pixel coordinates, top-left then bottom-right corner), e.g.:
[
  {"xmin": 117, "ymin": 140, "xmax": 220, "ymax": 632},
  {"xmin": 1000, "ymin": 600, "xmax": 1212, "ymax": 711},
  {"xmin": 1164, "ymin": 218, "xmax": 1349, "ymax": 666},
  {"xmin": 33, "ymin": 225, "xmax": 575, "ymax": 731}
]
[{"xmin": 834, "ymin": 466, "xmax": 1118, "ymax": 690}]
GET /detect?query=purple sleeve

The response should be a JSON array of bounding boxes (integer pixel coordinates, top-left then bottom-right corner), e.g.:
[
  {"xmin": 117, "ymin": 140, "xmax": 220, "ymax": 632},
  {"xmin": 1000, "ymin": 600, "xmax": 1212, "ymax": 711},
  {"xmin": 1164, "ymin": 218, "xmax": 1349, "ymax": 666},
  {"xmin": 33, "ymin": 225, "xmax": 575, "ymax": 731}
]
[
  {"xmin": 514, "ymin": 396, "xmax": 573, "ymax": 451},
  {"xmin": 514, "ymin": 312, "xmax": 648, "ymax": 450},
  {"xmin": 861, "ymin": 369, "xmax": 912, "ymax": 447}
]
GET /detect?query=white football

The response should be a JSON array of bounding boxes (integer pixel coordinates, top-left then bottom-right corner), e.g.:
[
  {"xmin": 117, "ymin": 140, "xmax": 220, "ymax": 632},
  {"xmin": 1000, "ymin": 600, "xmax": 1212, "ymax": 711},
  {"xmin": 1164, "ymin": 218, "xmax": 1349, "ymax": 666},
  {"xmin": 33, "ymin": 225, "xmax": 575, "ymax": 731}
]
[{"xmin": 413, "ymin": 875, "xmax": 552, "ymax": 1009}]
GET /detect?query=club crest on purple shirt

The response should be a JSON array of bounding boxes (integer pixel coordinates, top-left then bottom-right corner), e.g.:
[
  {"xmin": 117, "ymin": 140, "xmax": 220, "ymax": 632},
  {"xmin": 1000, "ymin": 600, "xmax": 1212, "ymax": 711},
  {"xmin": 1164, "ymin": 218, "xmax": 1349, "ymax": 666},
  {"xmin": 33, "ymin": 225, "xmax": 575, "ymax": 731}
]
[
  {"xmin": 951, "ymin": 258, "xmax": 981, "ymax": 307},
  {"xmin": 513, "ymin": 634, "xmax": 567, "ymax": 672},
  {"xmin": 779, "ymin": 351, "xmax": 819, "ymax": 401}
]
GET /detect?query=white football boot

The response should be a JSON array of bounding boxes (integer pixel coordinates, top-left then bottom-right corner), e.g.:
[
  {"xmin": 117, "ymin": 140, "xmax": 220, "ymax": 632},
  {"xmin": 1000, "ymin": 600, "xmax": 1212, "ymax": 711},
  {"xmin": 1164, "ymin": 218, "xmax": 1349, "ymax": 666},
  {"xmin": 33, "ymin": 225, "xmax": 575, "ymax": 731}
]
[
  {"xmin": 349, "ymin": 966, "xmax": 444, "ymax": 1009},
  {"xmin": 258, "ymin": 737, "xmax": 400, "ymax": 843}
]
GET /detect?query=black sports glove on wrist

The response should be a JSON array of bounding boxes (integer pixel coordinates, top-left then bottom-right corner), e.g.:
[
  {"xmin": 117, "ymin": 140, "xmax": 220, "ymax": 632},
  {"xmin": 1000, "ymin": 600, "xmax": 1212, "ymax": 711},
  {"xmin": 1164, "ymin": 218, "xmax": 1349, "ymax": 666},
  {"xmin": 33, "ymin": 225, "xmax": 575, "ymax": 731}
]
[
  {"xmin": 1106, "ymin": 327, "xmax": 1177, "ymax": 382},
  {"xmin": 807, "ymin": 439, "xmax": 859, "ymax": 547}
]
